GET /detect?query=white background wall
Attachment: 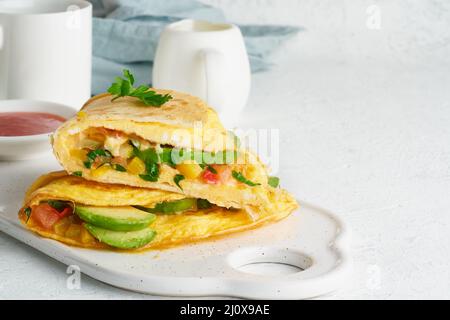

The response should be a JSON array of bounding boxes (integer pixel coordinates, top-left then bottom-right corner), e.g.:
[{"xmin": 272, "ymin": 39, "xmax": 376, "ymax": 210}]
[
  {"xmin": 205, "ymin": 0, "xmax": 450, "ymax": 65},
  {"xmin": 204, "ymin": 0, "xmax": 450, "ymax": 299},
  {"xmin": 1, "ymin": 0, "xmax": 449, "ymax": 299}
]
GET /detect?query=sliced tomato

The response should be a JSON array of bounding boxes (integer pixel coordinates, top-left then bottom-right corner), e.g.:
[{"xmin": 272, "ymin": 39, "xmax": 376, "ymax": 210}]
[
  {"xmin": 202, "ymin": 167, "xmax": 220, "ymax": 184},
  {"xmin": 33, "ymin": 203, "xmax": 62, "ymax": 229}
]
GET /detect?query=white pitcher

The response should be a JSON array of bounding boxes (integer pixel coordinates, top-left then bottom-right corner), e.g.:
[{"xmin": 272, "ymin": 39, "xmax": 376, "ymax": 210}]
[
  {"xmin": 0, "ymin": 0, "xmax": 92, "ymax": 108},
  {"xmin": 153, "ymin": 19, "xmax": 251, "ymax": 125}
]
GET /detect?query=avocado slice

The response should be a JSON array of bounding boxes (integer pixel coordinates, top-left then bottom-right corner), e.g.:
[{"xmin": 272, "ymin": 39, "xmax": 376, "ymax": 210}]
[
  {"xmin": 75, "ymin": 205, "xmax": 155, "ymax": 231},
  {"xmin": 134, "ymin": 198, "xmax": 196, "ymax": 215},
  {"xmin": 84, "ymin": 224, "xmax": 156, "ymax": 249}
]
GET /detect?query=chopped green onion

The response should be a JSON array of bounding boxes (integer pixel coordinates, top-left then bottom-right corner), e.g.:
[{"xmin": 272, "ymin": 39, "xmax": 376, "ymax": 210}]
[
  {"xmin": 159, "ymin": 147, "xmax": 175, "ymax": 167},
  {"xmin": 174, "ymin": 174, "xmax": 185, "ymax": 189},
  {"xmin": 206, "ymin": 165, "xmax": 217, "ymax": 174},
  {"xmin": 83, "ymin": 161, "xmax": 92, "ymax": 169},
  {"xmin": 47, "ymin": 200, "xmax": 69, "ymax": 212},
  {"xmin": 87, "ymin": 148, "xmax": 111, "ymax": 160},
  {"xmin": 112, "ymin": 164, "xmax": 126, "ymax": 172},
  {"xmin": 84, "ymin": 148, "xmax": 112, "ymax": 168},
  {"xmin": 197, "ymin": 199, "xmax": 213, "ymax": 210},
  {"xmin": 232, "ymin": 171, "xmax": 261, "ymax": 187},
  {"xmin": 24, "ymin": 207, "xmax": 32, "ymax": 223}
]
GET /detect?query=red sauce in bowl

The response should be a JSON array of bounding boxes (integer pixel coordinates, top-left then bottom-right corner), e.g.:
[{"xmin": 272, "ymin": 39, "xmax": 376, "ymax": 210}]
[{"xmin": 0, "ymin": 112, "xmax": 66, "ymax": 137}]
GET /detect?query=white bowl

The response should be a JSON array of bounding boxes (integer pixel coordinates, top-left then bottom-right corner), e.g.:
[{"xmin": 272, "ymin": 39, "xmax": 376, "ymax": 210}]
[{"xmin": 0, "ymin": 100, "xmax": 77, "ymax": 160}]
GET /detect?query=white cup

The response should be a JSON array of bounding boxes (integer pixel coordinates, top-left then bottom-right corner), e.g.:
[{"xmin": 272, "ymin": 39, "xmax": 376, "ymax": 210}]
[
  {"xmin": 0, "ymin": 0, "xmax": 92, "ymax": 108},
  {"xmin": 153, "ymin": 19, "xmax": 251, "ymax": 126}
]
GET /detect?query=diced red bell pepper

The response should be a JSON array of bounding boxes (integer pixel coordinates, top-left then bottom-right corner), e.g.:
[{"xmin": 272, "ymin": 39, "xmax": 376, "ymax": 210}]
[
  {"xmin": 201, "ymin": 165, "xmax": 233, "ymax": 185},
  {"xmin": 202, "ymin": 167, "xmax": 220, "ymax": 184}
]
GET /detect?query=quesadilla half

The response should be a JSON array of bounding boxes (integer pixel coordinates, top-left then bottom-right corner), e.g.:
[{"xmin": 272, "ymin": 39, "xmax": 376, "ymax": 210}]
[
  {"xmin": 52, "ymin": 90, "xmax": 275, "ymax": 210},
  {"xmin": 19, "ymin": 172, "xmax": 297, "ymax": 251}
]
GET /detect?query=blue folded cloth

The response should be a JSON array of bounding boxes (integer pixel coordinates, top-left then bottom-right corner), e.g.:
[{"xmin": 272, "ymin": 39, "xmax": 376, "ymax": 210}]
[{"xmin": 90, "ymin": 0, "xmax": 302, "ymax": 94}]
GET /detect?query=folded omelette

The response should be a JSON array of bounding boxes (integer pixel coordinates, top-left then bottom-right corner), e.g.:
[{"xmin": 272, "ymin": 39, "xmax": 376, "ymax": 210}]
[
  {"xmin": 52, "ymin": 90, "xmax": 275, "ymax": 211},
  {"xmin": 19, "ymin": 172, "xmax": 297, "ymax": 251}
]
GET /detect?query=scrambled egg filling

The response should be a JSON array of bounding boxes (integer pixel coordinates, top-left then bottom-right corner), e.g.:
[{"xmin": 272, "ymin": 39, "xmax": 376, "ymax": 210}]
[{"xmin": 73, "ymin": 127, "xmax": 264, "ymax": 188}]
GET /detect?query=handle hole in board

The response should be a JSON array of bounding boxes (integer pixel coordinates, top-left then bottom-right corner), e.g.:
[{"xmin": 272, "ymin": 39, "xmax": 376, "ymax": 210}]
[
  {"xmin": 227, "ymin": 247, "xmax": 313, "ymax": 276},
  {"xmin": 237, "ymin": 262, "xmax": 304, "ymax": 276}
]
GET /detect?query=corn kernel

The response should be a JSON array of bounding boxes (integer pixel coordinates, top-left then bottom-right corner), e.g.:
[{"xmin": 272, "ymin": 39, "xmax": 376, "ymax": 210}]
[
  {"xmin": 91, "ymin": 165, "xmax": 111, "ymax": 177},
  {"xmin": 127, "ymin": 157, "xmax": 146, "ymax": 175},
  {"xmin": 70, "ymin": 149, "xmax": 88, "ymax": 160},
  {"xmin": 77, "ymin": 111, "xmax": 87, "ymax": 119},
  {"xmin": 176, "ymin": 162, "xmax": 203, "ymax": 179}
]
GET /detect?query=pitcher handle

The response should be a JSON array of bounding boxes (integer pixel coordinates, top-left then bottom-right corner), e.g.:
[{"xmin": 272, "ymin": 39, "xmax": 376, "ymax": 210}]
[{"xmin": 200, "ymin": 49, "xmax": 225, "ymax": 112}]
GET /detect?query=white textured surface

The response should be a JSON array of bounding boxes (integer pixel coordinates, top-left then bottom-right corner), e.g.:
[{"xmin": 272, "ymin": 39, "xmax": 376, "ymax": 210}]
[
  {"xmin": 1, "ymin": 0, "xmax": 450, "ymax": 299},
  {"xmin": 0, "ymin": 180, "xmax": 351, "ymax": 299}
]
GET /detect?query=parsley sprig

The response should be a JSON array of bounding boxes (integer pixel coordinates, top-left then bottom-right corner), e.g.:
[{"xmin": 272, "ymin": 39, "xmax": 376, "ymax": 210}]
[{"xmin": 108, "ymin": 69, "xmax": 172, "ymax": 107}]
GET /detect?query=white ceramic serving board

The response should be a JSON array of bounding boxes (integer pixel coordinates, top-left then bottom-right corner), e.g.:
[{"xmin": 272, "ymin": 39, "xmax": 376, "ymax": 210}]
[{"xmin": 0, "ymin": 157, "xmax": 351, "ymax": 299}]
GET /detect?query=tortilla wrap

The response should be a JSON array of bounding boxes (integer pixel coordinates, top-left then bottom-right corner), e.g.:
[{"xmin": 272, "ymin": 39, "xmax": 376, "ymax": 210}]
[{"xmin": 52, "ymin": 91, "xmax": 273, "ymax": 209}]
